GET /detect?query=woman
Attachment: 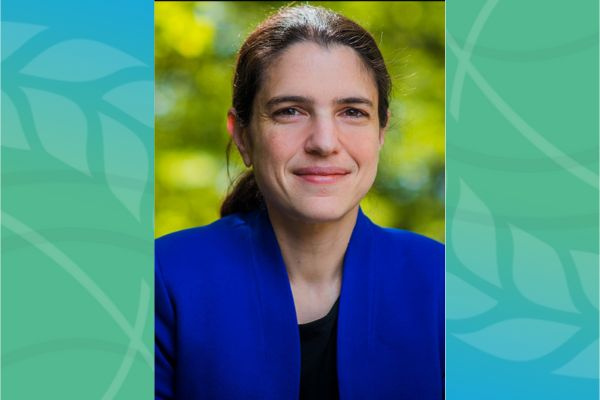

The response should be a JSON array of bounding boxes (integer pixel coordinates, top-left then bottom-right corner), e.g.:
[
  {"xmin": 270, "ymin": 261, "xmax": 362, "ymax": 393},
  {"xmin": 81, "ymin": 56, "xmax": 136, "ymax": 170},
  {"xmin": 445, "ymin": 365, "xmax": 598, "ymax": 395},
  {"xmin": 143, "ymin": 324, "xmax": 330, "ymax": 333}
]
[{"xmin": 156, "ymin": 5, "xmax": 444, "ymax": 399}]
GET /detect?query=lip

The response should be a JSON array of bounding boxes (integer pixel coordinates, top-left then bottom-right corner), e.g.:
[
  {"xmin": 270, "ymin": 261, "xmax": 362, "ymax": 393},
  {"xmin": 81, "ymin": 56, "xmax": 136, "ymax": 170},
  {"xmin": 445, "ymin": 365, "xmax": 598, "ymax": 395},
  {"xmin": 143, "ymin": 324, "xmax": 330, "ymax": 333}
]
[{"xmin": 293, "ymin": 166, "xmax": 351, "ymax": 184}]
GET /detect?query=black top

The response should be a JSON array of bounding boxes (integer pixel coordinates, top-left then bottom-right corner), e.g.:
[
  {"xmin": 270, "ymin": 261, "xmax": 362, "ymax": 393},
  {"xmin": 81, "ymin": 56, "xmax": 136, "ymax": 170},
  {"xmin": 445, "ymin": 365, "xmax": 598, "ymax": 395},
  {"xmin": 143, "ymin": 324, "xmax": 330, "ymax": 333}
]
[{"xmin": 298, "ymin": 297, "xmax": 340, "ymax": 400}]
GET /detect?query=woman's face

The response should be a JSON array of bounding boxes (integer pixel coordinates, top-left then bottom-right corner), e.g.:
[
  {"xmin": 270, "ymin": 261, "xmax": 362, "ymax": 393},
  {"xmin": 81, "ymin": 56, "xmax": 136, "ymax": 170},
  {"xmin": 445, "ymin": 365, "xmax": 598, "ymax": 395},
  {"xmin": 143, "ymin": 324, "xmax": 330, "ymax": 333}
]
[{"xmin": 233, "ymin": 42, "xmax": 386, "ymax": 223}]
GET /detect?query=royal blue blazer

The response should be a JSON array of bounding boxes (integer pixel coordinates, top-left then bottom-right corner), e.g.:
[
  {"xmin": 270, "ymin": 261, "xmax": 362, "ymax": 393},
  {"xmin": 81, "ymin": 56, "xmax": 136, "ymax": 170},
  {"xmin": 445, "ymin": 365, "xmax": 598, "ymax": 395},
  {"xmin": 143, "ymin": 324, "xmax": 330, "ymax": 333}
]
[{"xmin": 155, "ymin": 208, "xmax": 444, "ymax": 399}]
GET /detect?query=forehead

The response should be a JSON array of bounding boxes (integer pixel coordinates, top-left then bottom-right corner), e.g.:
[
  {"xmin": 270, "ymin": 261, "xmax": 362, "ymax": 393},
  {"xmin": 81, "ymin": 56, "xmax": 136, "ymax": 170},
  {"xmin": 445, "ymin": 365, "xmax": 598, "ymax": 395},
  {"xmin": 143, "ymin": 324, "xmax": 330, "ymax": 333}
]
[{"xmin": 257, "ymin": 42, "xmax": 377, "ymax": 104}]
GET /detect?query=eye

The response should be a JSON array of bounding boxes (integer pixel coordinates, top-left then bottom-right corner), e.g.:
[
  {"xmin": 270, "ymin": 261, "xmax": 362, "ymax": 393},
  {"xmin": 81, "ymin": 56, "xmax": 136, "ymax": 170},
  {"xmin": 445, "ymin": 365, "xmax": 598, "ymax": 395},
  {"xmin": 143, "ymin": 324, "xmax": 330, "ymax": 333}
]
[
  {"xmin": 273, "ymin": 107, "xmax": 301, "ymax": 117},
  {"xmin": 342, "ymin": 108, "xmax": 368, "ymax": 118}
]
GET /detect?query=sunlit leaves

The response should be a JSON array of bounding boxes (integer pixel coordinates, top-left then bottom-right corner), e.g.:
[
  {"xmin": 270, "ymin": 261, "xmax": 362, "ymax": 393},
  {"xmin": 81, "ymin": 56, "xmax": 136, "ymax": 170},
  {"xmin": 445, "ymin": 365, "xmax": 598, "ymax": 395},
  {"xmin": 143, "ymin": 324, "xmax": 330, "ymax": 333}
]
[
  {"xmin": 155, "ymin": 2, "xmax": 215, "ymax": 58},
  {"xmin": 155, "ymin": 2, "xmax": 445, "ymax": 238}
]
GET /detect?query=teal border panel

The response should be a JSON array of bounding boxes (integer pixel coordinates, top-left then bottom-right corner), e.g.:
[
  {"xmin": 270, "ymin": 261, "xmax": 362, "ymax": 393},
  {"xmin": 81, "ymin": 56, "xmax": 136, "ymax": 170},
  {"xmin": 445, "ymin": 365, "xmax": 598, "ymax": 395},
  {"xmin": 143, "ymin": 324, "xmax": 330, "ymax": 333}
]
[
  {"xmin": 447, "ymin": 1, "xmax": 599, "ymax": 399},
  {"xmin": 1, "ymin": 0, "xmax": 153, "ymax": 398}
]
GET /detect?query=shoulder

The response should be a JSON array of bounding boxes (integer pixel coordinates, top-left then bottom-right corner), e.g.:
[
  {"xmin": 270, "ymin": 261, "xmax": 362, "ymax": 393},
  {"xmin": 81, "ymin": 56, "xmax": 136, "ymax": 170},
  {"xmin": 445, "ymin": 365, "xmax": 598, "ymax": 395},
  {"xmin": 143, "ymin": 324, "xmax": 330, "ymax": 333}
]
[
  {"xmin": 369, "ymin": 220, "xmax": 444, "ymax": 259},
  {"xmin": 156, "ymin": 212, "xmax": 249, "ymax": 253},
  {"xmin": 155, "ymin": 212, "xmax": 256, "ymax": 279},
  {"xmin": 366, "ymin": 218, "xmax": 444, "ymax": 283}
]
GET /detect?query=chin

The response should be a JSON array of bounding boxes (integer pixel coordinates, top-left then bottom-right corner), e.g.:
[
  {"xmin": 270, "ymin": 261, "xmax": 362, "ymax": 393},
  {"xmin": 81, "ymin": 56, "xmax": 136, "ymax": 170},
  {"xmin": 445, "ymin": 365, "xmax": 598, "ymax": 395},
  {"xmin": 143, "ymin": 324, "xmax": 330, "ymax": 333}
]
[{"xmin": 287, "ymin": 197, "xmax": 359, "ymax": 224}]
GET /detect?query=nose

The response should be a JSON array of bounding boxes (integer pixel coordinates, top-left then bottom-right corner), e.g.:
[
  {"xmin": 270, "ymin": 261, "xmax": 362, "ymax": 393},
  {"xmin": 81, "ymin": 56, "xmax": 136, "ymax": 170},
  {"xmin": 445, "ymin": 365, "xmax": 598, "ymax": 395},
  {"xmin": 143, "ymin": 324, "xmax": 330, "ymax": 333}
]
[{"xmin": 304, "ymin": 115, "xmax": 340, "ymax": 156}]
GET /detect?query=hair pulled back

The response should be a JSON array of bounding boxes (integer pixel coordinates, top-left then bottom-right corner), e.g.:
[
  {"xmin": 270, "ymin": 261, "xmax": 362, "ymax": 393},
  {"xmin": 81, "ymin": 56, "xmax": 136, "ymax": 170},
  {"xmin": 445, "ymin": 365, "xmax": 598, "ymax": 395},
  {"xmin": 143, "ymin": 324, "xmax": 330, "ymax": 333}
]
[{"xmin": 221, "ymin": 5, "xmax": 391, "ymax": 217}]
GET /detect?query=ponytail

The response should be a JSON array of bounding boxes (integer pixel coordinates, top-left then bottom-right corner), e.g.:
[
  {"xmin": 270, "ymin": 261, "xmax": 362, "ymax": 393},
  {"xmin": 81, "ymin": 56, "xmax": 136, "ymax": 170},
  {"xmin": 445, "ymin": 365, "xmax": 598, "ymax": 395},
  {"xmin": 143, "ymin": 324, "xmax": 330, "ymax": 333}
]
[{"xmin": 220, "ymin": 170, "xmax": 264, "ymax": 217}]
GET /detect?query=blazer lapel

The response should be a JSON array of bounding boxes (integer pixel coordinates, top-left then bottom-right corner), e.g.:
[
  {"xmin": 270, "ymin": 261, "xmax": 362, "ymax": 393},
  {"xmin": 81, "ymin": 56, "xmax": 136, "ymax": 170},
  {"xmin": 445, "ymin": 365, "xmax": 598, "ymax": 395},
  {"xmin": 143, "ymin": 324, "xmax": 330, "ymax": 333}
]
[
  {"xmin": 249, "ymin": 209, "xmax": 300, "ymax": 399},
  {"xmin": 248, "ymin": 208, "xmax": 375, "ymax": 399},
  {"xmin": 337, "ymin": 209, "xmax": 375, "ymax": 399}
]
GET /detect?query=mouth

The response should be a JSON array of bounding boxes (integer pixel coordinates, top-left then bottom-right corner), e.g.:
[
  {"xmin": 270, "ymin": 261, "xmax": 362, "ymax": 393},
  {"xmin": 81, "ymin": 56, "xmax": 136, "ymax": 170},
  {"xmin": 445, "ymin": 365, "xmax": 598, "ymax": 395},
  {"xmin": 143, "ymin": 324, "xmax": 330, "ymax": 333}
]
[{"xmin": 293, "ymin": 166, "xmax": 351, "ymax": 184}]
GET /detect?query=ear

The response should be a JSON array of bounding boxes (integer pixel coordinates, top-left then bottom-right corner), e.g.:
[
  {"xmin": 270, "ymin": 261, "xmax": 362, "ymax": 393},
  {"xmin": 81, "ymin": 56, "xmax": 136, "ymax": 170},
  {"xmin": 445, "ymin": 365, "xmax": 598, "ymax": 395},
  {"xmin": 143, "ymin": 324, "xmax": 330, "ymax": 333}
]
[
  {"xmin": 227, "ymin": 108, "xmax": 252, "ymax": 167},
  {"xmin": 378, "ymin": 110, "xmax": 390, "ymax": 148}
]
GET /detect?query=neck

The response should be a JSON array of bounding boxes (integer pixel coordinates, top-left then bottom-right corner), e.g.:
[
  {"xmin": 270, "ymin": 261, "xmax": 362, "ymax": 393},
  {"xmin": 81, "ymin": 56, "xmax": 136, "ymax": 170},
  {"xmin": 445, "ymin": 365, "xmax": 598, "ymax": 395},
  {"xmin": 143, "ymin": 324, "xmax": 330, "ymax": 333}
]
[
  {"xmin": 266, "ymin": 205, "xmax": 359, "ymax": 285},
  {"xmin": 266, "ymin": 205, "xmax": 359, "ymax": 323}
]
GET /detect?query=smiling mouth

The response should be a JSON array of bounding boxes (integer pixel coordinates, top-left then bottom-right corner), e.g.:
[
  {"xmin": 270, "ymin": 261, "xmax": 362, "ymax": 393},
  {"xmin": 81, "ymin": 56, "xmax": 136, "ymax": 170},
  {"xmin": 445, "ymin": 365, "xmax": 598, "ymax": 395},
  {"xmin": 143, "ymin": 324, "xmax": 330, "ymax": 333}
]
[{"xmin": 293, "ymin": 167, "xmax": 351, "ymax": 184}]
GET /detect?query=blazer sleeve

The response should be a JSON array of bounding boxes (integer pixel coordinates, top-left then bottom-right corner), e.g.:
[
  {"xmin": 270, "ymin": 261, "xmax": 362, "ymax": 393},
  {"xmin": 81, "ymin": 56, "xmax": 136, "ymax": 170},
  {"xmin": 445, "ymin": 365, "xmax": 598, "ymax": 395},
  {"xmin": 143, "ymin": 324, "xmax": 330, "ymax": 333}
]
[{"xmin": 155, "ymin": 250, "xmax": 176, "ymax": 399}]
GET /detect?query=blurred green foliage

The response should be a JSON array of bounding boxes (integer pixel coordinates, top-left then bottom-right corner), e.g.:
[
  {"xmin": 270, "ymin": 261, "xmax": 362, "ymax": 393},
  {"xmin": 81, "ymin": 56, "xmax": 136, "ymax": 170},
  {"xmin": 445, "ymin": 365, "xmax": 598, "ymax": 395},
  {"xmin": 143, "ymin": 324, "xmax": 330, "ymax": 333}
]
[{"xmin": 155, "ymin": 1, "xmax": 445, "ymax": 241}]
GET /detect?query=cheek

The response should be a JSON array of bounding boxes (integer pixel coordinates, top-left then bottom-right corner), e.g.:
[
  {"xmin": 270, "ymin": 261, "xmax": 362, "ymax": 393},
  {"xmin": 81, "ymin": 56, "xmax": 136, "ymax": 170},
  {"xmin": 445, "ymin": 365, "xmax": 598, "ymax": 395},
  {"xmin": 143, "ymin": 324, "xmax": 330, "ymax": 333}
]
[
  {"xmin": 347, "ymin": 136, "xmax": 382, "ymax": 167},
  {"xmin": 253, "ymin": 135, "xmax": 295, "ymax": 168}
]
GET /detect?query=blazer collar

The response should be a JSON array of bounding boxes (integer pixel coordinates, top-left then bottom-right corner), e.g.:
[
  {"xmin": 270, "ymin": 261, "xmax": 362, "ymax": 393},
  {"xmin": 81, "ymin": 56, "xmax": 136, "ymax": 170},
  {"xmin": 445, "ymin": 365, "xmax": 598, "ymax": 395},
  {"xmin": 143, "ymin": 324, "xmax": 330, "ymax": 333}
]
[
  {"xmin": 248, "ymin": 207, "xmax": 375, "ymax": 399},
  {"xmin": 337, "ymin": 208, "xmax": 376, "ymax": 398}
]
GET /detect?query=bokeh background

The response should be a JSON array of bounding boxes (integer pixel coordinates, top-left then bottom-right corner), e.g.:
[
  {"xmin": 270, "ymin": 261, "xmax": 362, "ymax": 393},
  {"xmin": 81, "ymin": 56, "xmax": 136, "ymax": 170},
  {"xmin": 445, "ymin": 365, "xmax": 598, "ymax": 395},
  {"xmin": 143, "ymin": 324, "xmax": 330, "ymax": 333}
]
[{"xmin": 155, "ymin": 1, "xmax": 445, "ymax": 240}]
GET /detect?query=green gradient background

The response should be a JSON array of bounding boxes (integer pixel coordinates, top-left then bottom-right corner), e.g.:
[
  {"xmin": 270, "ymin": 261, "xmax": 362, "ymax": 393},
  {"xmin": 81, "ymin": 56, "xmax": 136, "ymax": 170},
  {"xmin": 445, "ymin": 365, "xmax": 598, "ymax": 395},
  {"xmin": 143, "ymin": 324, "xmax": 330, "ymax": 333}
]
[
  {"xmin": 446, "ymin": 0, "xmax": 599, "ymax": 398},
  {"xmin": 1, "ymin": 1, "xmax": 153, "ymax": 398},
  {"xmin": 0, "ymin": 0, "xmax": 598, "ymax": 399}
]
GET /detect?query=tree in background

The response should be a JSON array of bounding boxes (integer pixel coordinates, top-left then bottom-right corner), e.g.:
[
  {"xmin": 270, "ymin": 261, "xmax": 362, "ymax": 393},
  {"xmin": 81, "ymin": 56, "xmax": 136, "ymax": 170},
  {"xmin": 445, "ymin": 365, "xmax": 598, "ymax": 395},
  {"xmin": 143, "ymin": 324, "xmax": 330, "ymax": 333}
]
[{"xmin": 155, "ymin": 1, "xmax": 444, "ymax": 241}]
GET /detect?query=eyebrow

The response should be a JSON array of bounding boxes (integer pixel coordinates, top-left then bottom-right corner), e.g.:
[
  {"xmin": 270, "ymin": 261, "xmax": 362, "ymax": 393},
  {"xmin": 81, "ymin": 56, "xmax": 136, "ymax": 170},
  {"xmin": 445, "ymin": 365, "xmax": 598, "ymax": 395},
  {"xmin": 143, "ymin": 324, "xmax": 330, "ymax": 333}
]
[
  {"xmin": 265, "ymin": 95, "xmax": 374, "ymax": 108},
  {"xmin": 266, "ymin": 95, "xmax": 311, "ymax": 108},
  {"xmin": 335, "ymin": 97, "xmax": 373, "ymax": 107}
]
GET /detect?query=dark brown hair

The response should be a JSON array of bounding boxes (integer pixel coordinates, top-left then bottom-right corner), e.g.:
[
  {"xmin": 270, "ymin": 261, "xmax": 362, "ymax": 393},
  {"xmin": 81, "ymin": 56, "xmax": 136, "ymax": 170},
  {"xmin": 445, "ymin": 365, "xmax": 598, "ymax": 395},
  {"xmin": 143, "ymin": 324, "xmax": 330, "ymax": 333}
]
[{"xmin": 220, "ymin": 5, "xmax": 391, "ymax": 217}]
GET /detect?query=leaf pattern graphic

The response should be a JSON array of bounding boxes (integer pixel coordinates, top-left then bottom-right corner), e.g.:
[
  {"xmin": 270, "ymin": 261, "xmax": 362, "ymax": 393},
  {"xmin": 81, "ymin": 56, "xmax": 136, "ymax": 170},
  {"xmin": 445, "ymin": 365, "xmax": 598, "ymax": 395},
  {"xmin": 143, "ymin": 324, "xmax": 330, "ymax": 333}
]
[
  {"xmin": 445, "ymin": 1, "xmax": 597, "ymax": 396},
  {"xmin": 22, "ymin": 87, "xmax": 89, "ymax": 174},
  {"xmin": 1, "ymin": 90, "xmax": 30, "ymax": 149},
  {"xmin": 451, "ymin": 179, "xmax": 501, "ymax": 286},
  {"xmin": 571, "ymin": 250, "xmax": 599, "ymax": 310},
  {"xmin": 455, "ymin": 318, "xmax": 579, "ymax": 361},
  {"xmin": 102, "ymin": 81, "xmax": 153, "ymax": 128},
  {"xmin": 100, "ymin": 114, "xmax": 149, "ymax": 220},
  {"xmin": 511, "ymin": 226, "xmax": 578, "ymax": 313},
  {"xmin": 3, "ymin": 16, "xmax": 154, "ymax": 399},
  {"xmin": 553, "ymin": 339, "xmax": 599, "ymax": 379},
  {"xmin": 1, "ymin": 21, "xmax": 46, "ymax": 61},
  {"xmin": 446, "ymin": 271, "xmax": 497, "ymax": 319},
  {"xmin": 20, "ymin": 39, "xmax": 144, "ymax": 81}
]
